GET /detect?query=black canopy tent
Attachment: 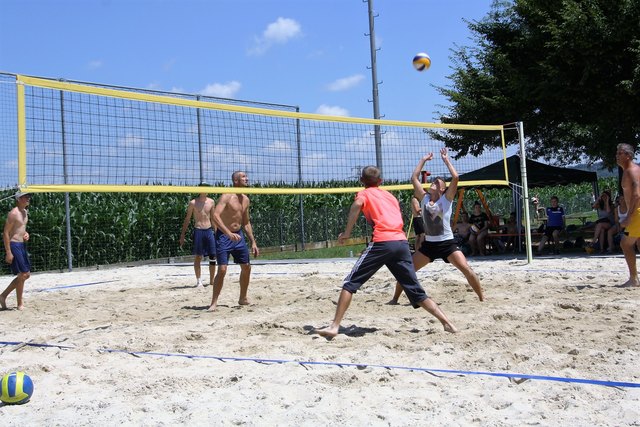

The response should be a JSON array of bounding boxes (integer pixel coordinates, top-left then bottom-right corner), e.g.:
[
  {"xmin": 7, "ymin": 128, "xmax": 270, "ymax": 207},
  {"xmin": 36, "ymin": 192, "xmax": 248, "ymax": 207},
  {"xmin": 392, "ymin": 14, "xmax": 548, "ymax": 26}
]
[
  {"xmin": 456, "ymin": 155, "xmax": 599, "ymax": 252},
  {"xmin": 459, "ymin": 155, "xmax": 598, "ymax": 190}
]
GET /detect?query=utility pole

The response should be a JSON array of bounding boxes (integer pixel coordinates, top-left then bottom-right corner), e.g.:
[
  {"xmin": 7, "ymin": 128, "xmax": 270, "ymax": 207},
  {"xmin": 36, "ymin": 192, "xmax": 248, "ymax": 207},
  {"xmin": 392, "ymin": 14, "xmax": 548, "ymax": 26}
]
[{"xmin": 365, "ymin": 0, "xmax": 382, "ymax": 172}]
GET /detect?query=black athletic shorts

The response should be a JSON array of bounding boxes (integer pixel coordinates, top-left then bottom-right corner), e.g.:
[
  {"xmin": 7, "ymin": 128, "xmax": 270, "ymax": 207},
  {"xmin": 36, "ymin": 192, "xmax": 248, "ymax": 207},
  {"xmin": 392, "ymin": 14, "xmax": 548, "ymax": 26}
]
[
  {"xmin": 417, "ymin": 239, "xmax": 460, "ymax": 263},
  {"xmin": 342, "ymin": 240, "xmax": 428, "ymax": 308}
]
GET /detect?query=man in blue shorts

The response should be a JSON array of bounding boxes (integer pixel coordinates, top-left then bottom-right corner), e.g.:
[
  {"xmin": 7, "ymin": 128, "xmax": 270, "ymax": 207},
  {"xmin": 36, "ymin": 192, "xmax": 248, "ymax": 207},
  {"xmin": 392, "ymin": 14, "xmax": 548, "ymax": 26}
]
[
  {"xmin": 314, "ymin": 166, "xmax": 457, "ymax": 339},
  {"xmin": 179, "ymin": 183, "xmax": 216, "ymax": 288},
  {"xmin": 2, "ymin": 191, "xmax": 32, "ymax": 310},
  {"xmin": 209, "ymin": 171, "xmax": 259, "ymax": 311}
]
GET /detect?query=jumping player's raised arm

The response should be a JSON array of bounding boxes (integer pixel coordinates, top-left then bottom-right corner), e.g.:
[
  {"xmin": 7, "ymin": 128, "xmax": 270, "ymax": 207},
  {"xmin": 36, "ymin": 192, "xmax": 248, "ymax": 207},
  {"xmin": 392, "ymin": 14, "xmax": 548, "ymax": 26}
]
[
  {"xmin": 441, "ymin": 148, "xmax": 459, "ymax": 201},
  {"xmin": 411, "ymin": 153, "xmax": 434, "ymax": 201}
]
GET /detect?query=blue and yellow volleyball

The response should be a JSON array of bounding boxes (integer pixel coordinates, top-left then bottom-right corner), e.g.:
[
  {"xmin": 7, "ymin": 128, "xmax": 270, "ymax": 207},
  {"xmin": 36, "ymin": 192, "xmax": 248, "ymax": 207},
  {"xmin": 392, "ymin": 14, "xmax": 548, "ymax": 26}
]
[
  {"xmin": 412, "ymin": 52, "xmax": 431, "ymax": 71},
  {"xmin": 1, "ymin": 372, "xmax": 34, "ymax": 404}
]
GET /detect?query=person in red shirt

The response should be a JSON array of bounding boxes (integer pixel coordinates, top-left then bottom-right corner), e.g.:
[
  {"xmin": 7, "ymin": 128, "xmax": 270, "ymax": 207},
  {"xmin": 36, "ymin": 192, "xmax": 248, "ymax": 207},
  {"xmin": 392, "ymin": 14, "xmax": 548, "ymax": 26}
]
[{"xmin": 314, "ymin": 166, "xmax": 457, "ymax": 339}]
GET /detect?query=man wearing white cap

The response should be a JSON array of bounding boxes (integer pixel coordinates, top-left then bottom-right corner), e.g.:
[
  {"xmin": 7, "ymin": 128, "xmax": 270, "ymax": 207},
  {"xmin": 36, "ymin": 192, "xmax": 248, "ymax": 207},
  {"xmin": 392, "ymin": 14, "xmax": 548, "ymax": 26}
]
[{"xmin": 1, "ymin": 191, "xmax": 32, "ymax": 310}]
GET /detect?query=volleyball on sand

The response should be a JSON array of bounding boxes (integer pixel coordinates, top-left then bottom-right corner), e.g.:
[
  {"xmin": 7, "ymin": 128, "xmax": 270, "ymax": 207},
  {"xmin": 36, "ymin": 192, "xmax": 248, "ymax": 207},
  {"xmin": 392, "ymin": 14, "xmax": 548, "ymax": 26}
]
[
  {"xmin": 412, "ymin": 52, "xmax": 431, "ymax": 71},
  {"xmin": 1, "ymin": 371, "xmax": 34, "ymax": 404}
]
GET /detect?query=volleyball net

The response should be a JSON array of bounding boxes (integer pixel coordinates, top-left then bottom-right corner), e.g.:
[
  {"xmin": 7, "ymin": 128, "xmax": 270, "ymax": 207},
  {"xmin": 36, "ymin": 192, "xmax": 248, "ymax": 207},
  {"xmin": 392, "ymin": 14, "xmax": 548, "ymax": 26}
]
[{"xmin": 6, "ymin": 74, "xmax": 509, "ymax": 195}]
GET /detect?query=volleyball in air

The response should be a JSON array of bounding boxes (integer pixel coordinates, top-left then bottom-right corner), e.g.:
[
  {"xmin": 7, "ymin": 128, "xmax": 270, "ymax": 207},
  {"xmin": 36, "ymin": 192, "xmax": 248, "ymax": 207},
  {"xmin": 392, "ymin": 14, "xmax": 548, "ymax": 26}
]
[
  {"xmin": 1, "ymin": 371, "xmax": 34, "ymax": 404},
  {"xmin": 413, "ymin": 52, "xmax": 431, "ymax": 71}
]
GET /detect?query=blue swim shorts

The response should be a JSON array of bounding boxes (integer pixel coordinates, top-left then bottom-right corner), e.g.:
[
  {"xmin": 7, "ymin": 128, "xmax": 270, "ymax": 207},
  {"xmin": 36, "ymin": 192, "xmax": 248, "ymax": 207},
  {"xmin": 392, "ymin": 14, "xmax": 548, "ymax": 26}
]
[
  {"xmin": 215, "ymin": 229, "xmax": 250, "ymax": 265},
  {"xmin": 192, "ymin": 228, "xmax": 216, "ymax": 258},
  {"xmin": 9, "ymin": 242, "xmax": 31, "ymax": 275}
]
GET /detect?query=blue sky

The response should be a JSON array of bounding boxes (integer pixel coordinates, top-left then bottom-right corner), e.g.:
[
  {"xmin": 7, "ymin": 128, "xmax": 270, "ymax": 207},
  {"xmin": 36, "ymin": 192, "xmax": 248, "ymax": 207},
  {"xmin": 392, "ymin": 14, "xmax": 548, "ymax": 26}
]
[{"xmin": 0, "ymin": 0, "xmax": 495, "ymax": 123}]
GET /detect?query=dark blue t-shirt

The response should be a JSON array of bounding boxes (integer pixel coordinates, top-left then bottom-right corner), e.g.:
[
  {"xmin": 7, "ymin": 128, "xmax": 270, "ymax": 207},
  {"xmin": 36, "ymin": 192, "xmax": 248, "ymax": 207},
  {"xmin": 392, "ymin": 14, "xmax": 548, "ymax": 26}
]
[{"xmin": 546, "ymin": 206, "xmax": 565, "ymax": 227}]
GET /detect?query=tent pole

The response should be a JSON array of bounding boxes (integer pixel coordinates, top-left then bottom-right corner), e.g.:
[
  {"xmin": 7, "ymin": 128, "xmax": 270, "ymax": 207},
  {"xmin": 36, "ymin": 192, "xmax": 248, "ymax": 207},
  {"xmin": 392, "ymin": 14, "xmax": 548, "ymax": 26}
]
[
  {"xmin": 517, "ymin": 121, "xmax": 533, "ymax": 263},
  {"xmin": 453, "ymin": 188, "xmax": 466, "ymax": 225}
]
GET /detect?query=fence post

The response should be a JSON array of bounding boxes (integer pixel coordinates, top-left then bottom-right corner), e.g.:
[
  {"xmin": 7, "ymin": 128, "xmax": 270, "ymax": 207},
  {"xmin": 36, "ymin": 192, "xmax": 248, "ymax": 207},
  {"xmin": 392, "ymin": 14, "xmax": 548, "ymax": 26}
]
[
  {"xmin": 295, "ymin": 107, "xmax": 305, "ymax": 250},
  {"xmin": 196, "ymin": 95, "xmax": 204, "ymax": 184},
  {"xmin": 324, "ymin": 206, "xmax": 329, "ymax": 243},
  {"xmin": 279, "ymin": 210, "xmax": 284, "ymax": 247}
]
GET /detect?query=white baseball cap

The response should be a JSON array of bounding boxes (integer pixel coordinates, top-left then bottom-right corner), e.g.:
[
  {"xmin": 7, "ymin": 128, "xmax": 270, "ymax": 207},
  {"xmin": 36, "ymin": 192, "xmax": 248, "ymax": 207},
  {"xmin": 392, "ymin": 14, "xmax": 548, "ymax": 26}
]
[{"xmin": 14, "ymin": 191, "xmax": 31, "ymax": 199}]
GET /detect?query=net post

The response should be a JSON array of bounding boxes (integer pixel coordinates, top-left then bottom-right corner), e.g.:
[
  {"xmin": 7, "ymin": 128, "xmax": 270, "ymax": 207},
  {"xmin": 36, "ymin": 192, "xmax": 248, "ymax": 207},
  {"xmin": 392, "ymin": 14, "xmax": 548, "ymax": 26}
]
[
  {"xmin": 16, "ymin": 76, "xmax": 27, "ymax": 186},
  {"xmin": 517, "ymin": 121, "xmax": 533, "ymax": 263}
]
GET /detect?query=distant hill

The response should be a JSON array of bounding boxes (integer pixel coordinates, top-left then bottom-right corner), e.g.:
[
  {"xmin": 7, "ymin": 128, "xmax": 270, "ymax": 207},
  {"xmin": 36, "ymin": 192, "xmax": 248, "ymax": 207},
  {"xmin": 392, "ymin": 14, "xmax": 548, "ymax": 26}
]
[{"xmin": 573, "ymin": 161, "xmax": 619, "ymax": 178}]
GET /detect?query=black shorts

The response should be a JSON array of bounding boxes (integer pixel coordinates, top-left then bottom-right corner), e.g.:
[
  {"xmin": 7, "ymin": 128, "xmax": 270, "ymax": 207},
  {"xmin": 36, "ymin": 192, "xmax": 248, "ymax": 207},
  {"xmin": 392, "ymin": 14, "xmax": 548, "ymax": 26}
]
[
  {"xmin": 342, "ymin": 240, "xmax": 428, "ymax": 308},
  {"xmin": 417, "ymin": 239, "xmax": 460, "ymax": 263},
  {"xmin": 544, "ymin": 226, "xmax": 563, "ymax": 238},
  {"xmin": 412, "ymin": 217, "xmax": 425, "ymax": 235}
]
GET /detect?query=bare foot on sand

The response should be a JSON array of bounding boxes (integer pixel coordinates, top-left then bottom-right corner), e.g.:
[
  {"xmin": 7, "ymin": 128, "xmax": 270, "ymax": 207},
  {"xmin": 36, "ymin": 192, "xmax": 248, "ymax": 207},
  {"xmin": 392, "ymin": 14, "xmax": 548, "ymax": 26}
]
[
  {"xmin": 17, "ymin": 304, "xmax": 24, "ymax": 311},
  {"xmin": 238, "ymin": 298, "xmax": 250, "ymax": 306},
  {"xmin": 0, "ymin": 295, "xmax": 7, "ymax": 310},
  {"xmin": 444, "ymin": 323, "xmax": 458, "ymax": 333},
  {"xmin": 207, "ymin": 303, "xmax": 217, "ymax": 312},
  {"xmin": 620, "ymin": 279, "xmax": 640, "ymax": 288},
  {"xmin": 314, "ymin": 325, "xmax": 338, "ymax": 339},
  {"xmin": 386, "ymin": 299, "xmax": 399, "ymax": 305}
]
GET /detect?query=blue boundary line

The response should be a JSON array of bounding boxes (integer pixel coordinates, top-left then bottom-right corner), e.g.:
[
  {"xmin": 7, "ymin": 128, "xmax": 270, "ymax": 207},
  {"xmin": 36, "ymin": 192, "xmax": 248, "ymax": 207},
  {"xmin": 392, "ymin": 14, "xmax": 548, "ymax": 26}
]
[
  {"xmin": 519, "ymin": 269, "xmax": 620, "ymax": 273},
  {"xmin": 1, "ymin": 341, "xmax": 637, "ymax": 389},
  {"xmin": 34, "ymin": 280, "xmax": 121, "ymax": 292}
]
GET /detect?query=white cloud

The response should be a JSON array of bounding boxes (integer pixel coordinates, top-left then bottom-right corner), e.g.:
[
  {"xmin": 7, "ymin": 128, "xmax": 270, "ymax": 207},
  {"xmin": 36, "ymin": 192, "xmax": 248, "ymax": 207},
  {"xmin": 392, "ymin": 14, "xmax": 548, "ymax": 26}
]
[
  {"xmin": 118, "ymin": 133, "xmax": 145, "ymax": 148},
  {"xmin": 199, "ymin": 81, "xmax": 241, "ymax": 98},
  {"xmin": 315, "ymin": 104, "xmax": 349, "ymax": 117},
  {"xmin": 264, "ymin": 17, "xmax": 301, "ymax": 42},
  {"xmin": 326, "ymin": 74, "xmax": 365, "ymax": 92},
  {"xmin": 249, "ymin": 17, "xmax": 302, "ymax": 55},
  {"xmin": 266, "ymin": 140, "xmax": 293, "ymax": 154},
  {"xmin": 88, "ymin": 60, "xmax": 103, "ymax": 70}
]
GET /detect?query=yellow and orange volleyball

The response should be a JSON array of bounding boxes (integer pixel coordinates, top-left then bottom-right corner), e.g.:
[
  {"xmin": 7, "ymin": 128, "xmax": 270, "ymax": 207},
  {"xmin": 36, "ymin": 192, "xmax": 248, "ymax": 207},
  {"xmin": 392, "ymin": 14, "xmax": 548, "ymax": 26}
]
[{"xmin": 412, "ymin": 52, "xmax": 431, "ymax": 71}]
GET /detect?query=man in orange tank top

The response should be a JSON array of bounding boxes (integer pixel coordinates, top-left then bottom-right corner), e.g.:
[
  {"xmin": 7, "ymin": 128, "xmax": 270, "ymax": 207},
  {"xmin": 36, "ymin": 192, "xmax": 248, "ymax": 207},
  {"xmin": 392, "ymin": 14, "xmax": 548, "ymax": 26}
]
[{"xmin": 314, "ymin": 166, "xmax": 457, "ymax": 339}]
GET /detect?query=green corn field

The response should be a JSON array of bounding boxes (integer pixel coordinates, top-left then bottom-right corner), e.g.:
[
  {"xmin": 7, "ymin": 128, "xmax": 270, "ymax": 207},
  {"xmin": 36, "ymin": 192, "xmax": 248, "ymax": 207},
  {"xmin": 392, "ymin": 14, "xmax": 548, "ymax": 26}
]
[{"xmin": 0, "ymin": 176, "xmax": 618, "ymax": 273}]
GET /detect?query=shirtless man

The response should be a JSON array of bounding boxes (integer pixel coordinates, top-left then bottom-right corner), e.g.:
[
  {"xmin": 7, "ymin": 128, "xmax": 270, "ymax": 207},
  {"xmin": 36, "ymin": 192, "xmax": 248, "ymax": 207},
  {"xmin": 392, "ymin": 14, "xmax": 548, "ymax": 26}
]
[
  {"xmin": 1, "ymin": 191, "xmax": 32, "ymax": 310},
  {"xmin": 616, "ymin": 143, "xmax": 640, "ymax": 287},
  {"xmin": 179, "ymin": 184, "xmax": 216, "ymax": 288},
  {"xmin": 208, "ymin": 171, "xmax": 259, "ymax": 310}
]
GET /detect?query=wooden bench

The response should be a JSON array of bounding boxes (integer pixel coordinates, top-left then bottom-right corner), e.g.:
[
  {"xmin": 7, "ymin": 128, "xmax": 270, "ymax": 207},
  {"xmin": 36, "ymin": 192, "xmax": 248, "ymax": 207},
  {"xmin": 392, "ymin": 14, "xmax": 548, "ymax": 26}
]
[{"xmin": 486, "ymin": 232, "xmax": 544, "ymax": 253}]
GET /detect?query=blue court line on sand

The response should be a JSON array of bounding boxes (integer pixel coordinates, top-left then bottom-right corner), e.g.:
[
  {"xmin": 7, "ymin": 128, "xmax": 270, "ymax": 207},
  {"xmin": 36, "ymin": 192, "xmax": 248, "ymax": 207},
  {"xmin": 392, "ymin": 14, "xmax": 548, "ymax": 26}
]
[
  {"xmin": 169, "ymin": 272, "xmax": 295, "ymax": 277},
  {"xmin": 34, "ymin": 280, "xmax": 121, "ymax": 292},
  {"xmin": 1, "ymin": 341, "xmax": 637, "ymax": 389},
  {"xmin": 520, "ymin": 269, "xmax": 616, "ymax": 273}
]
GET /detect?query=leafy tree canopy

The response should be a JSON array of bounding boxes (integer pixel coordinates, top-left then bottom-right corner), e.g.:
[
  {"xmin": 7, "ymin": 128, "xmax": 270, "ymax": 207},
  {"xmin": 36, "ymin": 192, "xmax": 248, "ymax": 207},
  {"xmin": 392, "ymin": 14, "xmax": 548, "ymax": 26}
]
[{"xmin": 435, "ymin": 0, "xmax": 640, "ymax": 167}]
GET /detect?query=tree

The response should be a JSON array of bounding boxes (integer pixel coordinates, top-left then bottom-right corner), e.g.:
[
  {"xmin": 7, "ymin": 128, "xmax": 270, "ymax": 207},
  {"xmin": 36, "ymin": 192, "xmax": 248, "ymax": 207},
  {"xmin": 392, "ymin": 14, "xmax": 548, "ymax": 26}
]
[{"xmin": 434, "ymin": 0, "xmax": 640, "ymax": 167}]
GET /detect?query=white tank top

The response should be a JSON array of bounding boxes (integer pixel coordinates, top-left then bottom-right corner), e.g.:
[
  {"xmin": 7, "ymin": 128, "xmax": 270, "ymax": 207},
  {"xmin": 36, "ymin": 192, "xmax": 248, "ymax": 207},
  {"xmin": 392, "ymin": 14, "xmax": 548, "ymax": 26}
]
[{"xmin": 618, "ymin": 205, "xmax": 628, "ymax": 223}]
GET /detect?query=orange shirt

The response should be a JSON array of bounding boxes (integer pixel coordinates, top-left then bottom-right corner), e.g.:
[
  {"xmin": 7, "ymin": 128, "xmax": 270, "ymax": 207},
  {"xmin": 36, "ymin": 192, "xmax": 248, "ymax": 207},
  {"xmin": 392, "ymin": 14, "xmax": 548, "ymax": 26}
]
[{"xmin": 356, "ymin": 187, "xmax": 406, "ymax": 242}]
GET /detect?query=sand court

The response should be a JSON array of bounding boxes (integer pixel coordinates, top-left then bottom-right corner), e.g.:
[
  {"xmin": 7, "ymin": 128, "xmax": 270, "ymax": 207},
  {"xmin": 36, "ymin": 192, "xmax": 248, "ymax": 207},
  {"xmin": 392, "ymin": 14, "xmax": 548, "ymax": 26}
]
[{"xmin": 0, "ymin": 255, "xmax": 639, "ymax": 425}]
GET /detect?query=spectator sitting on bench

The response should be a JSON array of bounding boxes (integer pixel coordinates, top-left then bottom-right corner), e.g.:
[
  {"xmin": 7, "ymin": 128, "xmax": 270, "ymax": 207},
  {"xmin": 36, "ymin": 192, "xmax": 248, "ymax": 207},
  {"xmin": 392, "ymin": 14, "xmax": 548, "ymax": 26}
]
[
  {"xmin": 537, "ymin": 196, "xmax": 565, "ymax": 255},
  {"xmin": 453, "ymin": 212, "xmax": 472, "ymax": 255},
  {"xmin": 532, "ymin": 194, "xmax": 545, "ymax": 221},
  {"xmin": 468, "ymin": 201, "xmax": 490, "ymax": 256},
  {"xmin": 500, "ymin": 211, "xmax": 519, "ymax": 253},
  {"xmin": 590, "ymin": 190, "xmax": 614, "ymax": 253}
]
